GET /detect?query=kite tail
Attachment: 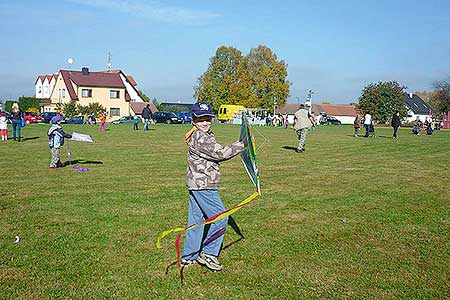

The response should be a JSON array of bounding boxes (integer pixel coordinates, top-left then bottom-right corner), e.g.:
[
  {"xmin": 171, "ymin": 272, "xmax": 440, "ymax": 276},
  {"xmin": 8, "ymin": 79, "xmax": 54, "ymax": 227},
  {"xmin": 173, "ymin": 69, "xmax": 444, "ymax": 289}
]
[{"xmin": 156, "ymin": 191, "xmax": 259, "ymax": 249}]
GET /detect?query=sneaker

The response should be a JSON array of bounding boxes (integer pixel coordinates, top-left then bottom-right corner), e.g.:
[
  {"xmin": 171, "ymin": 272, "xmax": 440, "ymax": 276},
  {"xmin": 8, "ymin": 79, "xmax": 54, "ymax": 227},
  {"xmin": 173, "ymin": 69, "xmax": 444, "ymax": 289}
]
[
  {"xmin": 180, "ymin": 259, "xmax": 197, "ymax": 267},
  {"xmin": 295, "ymin": 148, "xmax": 303, "ymax": 153},
  {"xmin": 197, "ymin": 252, "xmax": 223, "ymax": 271}
]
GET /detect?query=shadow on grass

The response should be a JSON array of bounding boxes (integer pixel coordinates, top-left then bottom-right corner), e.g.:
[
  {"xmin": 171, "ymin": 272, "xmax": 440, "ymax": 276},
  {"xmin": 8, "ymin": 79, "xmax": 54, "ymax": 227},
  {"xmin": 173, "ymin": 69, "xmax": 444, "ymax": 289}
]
[
  {"xmin": 21, "ymin": 136, "xmax": 40, "ymax": 141},
  {"xmin": 282, "ymin": 146, "xmax": 298, "ymax": 152},
  {"xmin": 64, "ymin": 159, "xmax": 103, "ymax": 166}
]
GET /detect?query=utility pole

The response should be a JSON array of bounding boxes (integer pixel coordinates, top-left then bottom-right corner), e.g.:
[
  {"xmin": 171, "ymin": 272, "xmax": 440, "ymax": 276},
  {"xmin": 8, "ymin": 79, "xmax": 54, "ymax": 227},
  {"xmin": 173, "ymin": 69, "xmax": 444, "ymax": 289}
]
[{"xmin": 306, "ymin": 90, "xmax": 314, "ymax": 113}]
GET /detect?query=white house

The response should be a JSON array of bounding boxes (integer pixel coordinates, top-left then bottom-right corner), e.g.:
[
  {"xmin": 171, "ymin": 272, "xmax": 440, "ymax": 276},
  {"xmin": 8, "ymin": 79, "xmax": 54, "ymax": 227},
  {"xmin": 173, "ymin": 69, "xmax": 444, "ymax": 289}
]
[{"xmin": 404, "ymin": 93, "xmax": 432, "ymax": 123}]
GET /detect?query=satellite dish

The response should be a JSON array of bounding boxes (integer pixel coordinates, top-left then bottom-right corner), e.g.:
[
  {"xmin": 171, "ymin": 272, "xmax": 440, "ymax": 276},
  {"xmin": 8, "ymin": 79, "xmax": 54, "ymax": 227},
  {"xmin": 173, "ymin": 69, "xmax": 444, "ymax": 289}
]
[{"xmin": 67, "ymin": 57, "xmax": 73, "ymax": 65}]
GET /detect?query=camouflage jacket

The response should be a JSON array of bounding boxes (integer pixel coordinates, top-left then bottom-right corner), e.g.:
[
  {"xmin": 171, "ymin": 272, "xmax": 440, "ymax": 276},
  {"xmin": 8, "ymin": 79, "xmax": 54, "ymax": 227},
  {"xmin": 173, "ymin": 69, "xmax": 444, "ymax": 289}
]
[{"xmin": 186, "ymin": 130, "xmax": 245, "ymax": 190}]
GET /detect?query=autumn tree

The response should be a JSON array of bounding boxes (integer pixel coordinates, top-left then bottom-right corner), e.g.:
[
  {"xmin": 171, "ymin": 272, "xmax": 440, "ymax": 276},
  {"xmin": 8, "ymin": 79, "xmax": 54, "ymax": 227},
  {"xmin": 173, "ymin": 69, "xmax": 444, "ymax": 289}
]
[
  {"xmin": 193, "ymin": 45, "xmax": 290, "ymax": 111},
  {"xmin": 357, "ymin": 81, "xmax": 407, "ymax": 123},
  {"xmin": 193, "ymin": 46, "xmax": 246, "ymax": 112},
  {"xmin": 245, "ymin": 45, "xmax": 290, "ymax": 110},
  {"xmin": 432, "ymin": 79, "xmax": 450, "ymax": 113}
]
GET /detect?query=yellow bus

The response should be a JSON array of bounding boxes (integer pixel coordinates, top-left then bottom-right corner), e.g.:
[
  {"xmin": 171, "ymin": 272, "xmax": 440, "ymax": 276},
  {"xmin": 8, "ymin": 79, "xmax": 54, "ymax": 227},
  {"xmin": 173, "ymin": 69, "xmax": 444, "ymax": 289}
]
[{"xmin": 218, "ymin": 104, "xmax": 246, "ymax": 122}]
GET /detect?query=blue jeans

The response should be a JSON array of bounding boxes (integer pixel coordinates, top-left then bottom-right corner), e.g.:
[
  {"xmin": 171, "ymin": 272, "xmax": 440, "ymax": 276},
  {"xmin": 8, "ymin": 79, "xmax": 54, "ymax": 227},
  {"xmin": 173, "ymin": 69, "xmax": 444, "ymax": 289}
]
[
  {"xmin": 144, "ymin": 118, "xmax": 149, "ymax": 130},
  {"xmin": 182, "ymin": 190, "xmax": 228, "ymax": 260},
  {"xmin": 12, "ymin": 120, "xmax": 21, "ymax": 140}
]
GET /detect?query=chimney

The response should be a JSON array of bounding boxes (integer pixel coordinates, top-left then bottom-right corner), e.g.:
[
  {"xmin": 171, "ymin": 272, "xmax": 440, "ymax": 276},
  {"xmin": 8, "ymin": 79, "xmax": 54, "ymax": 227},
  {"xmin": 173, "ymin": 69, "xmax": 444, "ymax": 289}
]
[
  {"xmin": 409, "ymin": 93, "xmax": 413, "ymax": 98},
  {"xmin": 82, "ymin": 67, "xmax": 89, "ymax": 76}
]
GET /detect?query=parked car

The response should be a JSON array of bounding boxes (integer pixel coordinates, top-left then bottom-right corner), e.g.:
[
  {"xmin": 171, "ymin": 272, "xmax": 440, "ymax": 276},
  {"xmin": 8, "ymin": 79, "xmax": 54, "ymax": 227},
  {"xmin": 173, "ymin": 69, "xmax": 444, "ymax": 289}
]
[
  {"xmin": 319, "ymin": 116, "xmax": 341, "ymax": 125},
  {"xmin": 111, "ymin": 115, "xmax": 142, "ymax": 124},
  {"xmin": 40, "ymin": 112, "xmax": 58, "ymax": 123},
  {"xmin": 153, "ymin": 111, "xmax": 183, "ymax": 124},
  {"xmin": 65, "ymin": 116, "xmax": 85, "ymax": 124},
  {"xmin": 23, "ymin": 112, "xmax": 44, "ymax": 124},
  {"xmin": 176, "ymin": 112, "xmax": 192, "ymax": 123}
]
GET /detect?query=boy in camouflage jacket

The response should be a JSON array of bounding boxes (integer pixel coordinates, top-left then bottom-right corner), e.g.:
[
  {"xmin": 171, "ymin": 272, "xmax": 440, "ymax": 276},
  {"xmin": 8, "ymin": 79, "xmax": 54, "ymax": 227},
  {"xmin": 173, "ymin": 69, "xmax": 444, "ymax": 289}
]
[{"xmin": 182, "ymin": 102, "xmax": 246, "ymax": 271}]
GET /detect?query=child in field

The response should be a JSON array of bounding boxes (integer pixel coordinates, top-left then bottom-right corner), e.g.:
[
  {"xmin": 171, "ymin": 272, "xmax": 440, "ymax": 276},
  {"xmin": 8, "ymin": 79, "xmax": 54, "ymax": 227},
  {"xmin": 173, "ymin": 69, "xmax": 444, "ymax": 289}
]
[
  {"xmin": 99, "ymin": 112, "xmax": 107, "ymax": 132},
  {"xmin": 0, "ymin": 112, "xmax": 8, "ymax": 141},
  {"xmin": 48, "ymin": 116, "xmax": 72, "ymax": 169},
  {"xmin": 133, "ymin": 115, "xmax": 139, "ymax": 130},
  {"xmin": 181, "ymin": 102, "xmax": 246, "ymax": 271}
]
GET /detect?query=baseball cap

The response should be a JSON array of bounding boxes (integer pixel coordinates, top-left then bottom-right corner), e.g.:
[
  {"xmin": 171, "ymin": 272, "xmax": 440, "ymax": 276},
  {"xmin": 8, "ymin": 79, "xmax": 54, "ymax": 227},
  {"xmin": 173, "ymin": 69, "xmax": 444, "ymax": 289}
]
[
  {"xmin": 192, "ymin": 102, "xmax": 214, "ymax": 117},
  {"xmin": 51, "ymin": 116, "xmax": 63, "ymax": 124}
]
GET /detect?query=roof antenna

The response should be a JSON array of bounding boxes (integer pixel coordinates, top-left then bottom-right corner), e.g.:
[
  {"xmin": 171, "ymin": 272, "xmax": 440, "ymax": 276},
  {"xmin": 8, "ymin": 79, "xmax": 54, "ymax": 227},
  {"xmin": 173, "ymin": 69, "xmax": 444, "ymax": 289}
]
[
  {"xmin": 107, "ymin": 52, "xmax": 112, "ymax": 71},
  {"xmin": 67, "ymin": 57, "xmax": 73, "ymax": 71}
]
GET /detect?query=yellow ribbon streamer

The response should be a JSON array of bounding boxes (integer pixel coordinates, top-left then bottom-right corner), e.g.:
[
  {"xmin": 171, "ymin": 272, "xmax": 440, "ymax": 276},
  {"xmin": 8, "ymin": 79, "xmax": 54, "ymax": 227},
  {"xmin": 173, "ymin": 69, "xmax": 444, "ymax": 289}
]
[{"xmin": 156, "ymin": 191, "xmax": 259, "ymax": 249}]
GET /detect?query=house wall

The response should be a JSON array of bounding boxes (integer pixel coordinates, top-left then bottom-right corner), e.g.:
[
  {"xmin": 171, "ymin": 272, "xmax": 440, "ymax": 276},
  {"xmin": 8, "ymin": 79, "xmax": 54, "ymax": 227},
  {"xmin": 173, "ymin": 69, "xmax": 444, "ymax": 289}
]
[
  {"xmin": 334, "ymin": 116, "xmax": 356, "ymax": 125},
  {"xmin": 35, "ymin": 80, "xmax": 43, "ymax": 98},
  {"xmin": 405, "ymin": 113, "xmax": 431, "ymax": 123},
  {"xmin": 46, "ymin": 73, "xmax": 70, "ymax": 111},
  {"xmin": 76, "ymin": 86, "xmax": 130, "ymax": 119}
]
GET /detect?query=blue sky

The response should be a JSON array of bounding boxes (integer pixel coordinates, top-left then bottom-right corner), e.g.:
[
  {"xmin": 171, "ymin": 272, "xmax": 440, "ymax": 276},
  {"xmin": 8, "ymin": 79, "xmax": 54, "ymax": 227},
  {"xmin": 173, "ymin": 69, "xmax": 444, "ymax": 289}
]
[{"xmin": 1, "ymin": 0, "xmax": 449, "ymax": 104}]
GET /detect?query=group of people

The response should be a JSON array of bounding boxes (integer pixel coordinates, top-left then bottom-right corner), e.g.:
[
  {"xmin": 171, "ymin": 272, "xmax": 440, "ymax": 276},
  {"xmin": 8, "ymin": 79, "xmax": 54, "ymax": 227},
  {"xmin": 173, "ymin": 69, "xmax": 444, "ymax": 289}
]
[
  {"xmin": 0, "ymin": 103, "xmax": 25, "ymax": 142},
  {"xmin": 413, "ymin": 118, "xmax": 434, "ymax": 136},
  {"xmin": 353, "ymin": 111, "xmax": 402, "ymax": 138}
]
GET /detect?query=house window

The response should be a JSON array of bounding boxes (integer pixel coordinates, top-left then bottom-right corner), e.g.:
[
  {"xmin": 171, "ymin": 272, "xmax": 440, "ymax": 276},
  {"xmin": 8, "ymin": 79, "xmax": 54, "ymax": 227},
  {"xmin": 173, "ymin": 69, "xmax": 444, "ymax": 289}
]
[
  {"xmin": 82, "ymin": 89, "xmax": 93, "ymax": 97},
  {"xmin": 38, "ymin": 86, "xmax": 42, "ymax": 93},
  {"xmin": 110, "ymin": 90, "xmax": 120, "ymax": 99},
  {"xmin": 110, "ymin": 108, "xmax": 120, "ymax": 117},
  {"xmin": 62, "ymin": 89, "xmax": 66, "ymax": 98}
]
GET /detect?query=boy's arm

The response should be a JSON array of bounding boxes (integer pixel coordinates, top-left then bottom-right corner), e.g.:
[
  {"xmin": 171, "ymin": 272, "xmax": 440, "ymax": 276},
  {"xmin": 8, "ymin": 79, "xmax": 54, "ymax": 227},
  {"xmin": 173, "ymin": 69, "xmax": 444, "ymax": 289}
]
[
  {"xmin": 191, "ymin": 133, "xmax": 244, "ymax": 162},
  {"xmin": 56, "ymin": 128, "xmax": 72, "ymax": 139}
]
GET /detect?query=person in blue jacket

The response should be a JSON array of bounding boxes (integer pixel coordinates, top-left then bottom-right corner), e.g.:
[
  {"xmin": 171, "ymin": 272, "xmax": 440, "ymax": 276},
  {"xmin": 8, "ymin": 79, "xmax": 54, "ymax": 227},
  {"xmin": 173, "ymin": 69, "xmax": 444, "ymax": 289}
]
[{"xmin": 48, "ymin": 115, "xmax": 72, "ymax": 169}]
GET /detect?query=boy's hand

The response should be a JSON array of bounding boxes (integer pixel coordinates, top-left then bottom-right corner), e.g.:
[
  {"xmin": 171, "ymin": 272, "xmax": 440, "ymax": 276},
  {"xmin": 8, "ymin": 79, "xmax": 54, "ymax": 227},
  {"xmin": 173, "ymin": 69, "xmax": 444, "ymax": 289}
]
[{"xmin": 240, "ymin": 133, "xmax": 248, "ymax": 147}]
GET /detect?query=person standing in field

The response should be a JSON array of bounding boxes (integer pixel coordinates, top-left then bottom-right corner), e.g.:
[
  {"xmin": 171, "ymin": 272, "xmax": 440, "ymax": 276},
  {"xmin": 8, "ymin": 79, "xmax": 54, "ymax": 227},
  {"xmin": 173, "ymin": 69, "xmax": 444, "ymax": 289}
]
[
  {"xmin": 354, "ymin": 114, "xmax": 361, "ymax": 137},
  {"xmin": 181, "ymin": 102, "xmax": 246, "ymax": 271},
  {"xmin": 293, "ymin": 104, "xmax": 315, "ymax": 153},
  {"xmin": 0, "ymin": 111, "xmax": 8, "ymax": 141},
  {"xmin": 363, "ymin": 112, "xmax": 372, "ymax": 137},
  {"xmin": 48, "ymin": 116, "xmax": 72, "ymax": 169},
  {"xmin": 142, "ymin": 104, "xmax": 152, "ymax": 131},
  {"xmin": 9, "ymin": 103, "xmax": 23, "ymax": 142},
  {"xmin": 391, "ymin": 111, "xmax": 401, "ymax": 139},
  {"xmin": 99, "ymin": 112, "xmax": 107, "ymax": 132}
]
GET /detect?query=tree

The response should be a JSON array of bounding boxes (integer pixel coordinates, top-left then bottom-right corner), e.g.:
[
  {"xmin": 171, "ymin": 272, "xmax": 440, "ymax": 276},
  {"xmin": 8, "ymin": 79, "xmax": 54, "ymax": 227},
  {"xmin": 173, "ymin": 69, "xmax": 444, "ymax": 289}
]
[
  {"xmin": 357, "ymin": 81, "xmax": 407, "ymax": 123},
  {"xmin": 245, "ymin": 45, "xmax": 290, "ymax": 110},
  {"xmin": 194, "ymin": 46, "xmax": 246, "ymax": 112},
  {"xmin": 432, "ymin": 79, "xmax": 450, "ymax": 113},
  {"xmin": 18, "ymin": 96, "xmax": 40, "ymax": 112},
  {"xmin": 87, "ymin": 102, "xmax": 106, "ymax": 117},
  {"xmin": 416, "ymin": 90, "xmax": 439, "ymax": 111},
  {"xmin": 63, "ymin": 101, "xmax": 78, "ymax": 118},
  {"xmin": 194, "ymin": 45, "xmax": 290, "ymax": 111}
]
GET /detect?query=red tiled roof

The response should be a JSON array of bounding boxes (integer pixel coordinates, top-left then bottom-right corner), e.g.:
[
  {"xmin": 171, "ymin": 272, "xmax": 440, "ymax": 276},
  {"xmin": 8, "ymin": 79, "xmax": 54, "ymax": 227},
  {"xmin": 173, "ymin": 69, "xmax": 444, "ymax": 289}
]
[
  {"xmin": 60, "ymin": 70, "xmax": 125, "ymax": 88},
  {"xmin": 126, "ymin": 75, "xmax": 137, "ymax": 86},
  {"xmin": 312, "ymin": 104, "xmax": 358, "ymax": 116},
  {"xmin": 130, "ymin": 102, "xmax": 158, "ymax": 114},
  {"xmin": 35, "ymin": 75, "xmax": 46, "ymax": 85}
]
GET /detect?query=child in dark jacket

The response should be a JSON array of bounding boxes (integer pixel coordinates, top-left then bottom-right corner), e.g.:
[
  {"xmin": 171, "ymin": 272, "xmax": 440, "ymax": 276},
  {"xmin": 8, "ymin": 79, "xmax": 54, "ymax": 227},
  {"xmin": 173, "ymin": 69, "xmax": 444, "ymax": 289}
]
[{"xmin": 48, "ymin": 116, "xmax": 72, "ymax": 169}]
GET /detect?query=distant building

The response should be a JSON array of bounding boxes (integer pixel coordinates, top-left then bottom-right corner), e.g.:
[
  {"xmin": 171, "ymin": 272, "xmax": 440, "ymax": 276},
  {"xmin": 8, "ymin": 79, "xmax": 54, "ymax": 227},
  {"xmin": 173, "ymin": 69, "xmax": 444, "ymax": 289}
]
[
  {"xmin": 276, "ymin": 103, "xmax": 358, "ymax": 124},
  {"xmin": 404, "ymin": 93, "xmax": 432, "ymax": 123},
  {"xmin": 35, "ymin": 68, "xmax": 144, "ymax": 119}
]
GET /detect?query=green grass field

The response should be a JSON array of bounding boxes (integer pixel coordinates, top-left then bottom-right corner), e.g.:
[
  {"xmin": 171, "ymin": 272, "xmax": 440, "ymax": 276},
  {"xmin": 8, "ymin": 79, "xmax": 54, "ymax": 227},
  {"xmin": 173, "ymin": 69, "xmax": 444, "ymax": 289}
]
[{"xmin": 0, "ymin": 122, "xmax": 449, "ymax": 299}]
